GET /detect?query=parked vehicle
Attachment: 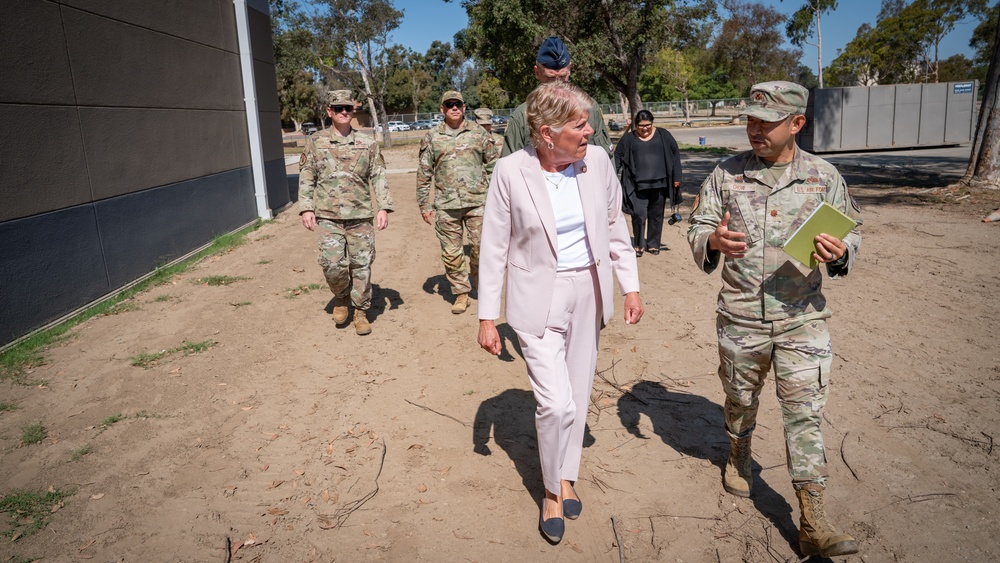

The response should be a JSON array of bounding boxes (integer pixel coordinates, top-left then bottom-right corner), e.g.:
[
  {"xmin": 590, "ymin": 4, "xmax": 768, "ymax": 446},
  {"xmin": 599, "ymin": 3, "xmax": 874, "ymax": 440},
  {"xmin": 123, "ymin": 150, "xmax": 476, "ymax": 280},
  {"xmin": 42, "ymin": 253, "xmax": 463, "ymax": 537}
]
[
  {"xmin": 410, "ymin": 120, "xmax": 434, "ymax": 130},
  {"xmin": 608, "ymin": 119, "xmax": 624, "ymax": 132},
  {"xmin": 491, "ymin": 115, "xmax": 508, "ymax": 125},
  {"xmin": 377, "ymin": 121, "xmax": 411, "ymax": 132},
  {"xmin": 302, "ymin": 122, "xmax": 317, "ymax": 135}
]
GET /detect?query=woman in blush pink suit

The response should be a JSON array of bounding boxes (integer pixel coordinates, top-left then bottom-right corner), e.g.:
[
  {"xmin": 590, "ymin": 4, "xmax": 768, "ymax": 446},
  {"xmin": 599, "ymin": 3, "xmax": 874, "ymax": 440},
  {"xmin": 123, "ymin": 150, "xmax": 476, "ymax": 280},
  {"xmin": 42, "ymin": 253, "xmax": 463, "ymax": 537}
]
[{"xmin": 477, "ymin": 81, "xmax": 644, "ymax": 544}]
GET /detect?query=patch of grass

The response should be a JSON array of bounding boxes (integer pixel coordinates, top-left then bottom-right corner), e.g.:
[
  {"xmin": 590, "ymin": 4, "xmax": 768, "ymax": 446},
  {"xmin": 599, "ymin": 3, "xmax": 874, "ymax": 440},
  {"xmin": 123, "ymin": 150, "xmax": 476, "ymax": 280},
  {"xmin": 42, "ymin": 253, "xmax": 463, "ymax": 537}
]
[
  {"xmin": 0, "ymin": 487, "xmax": 73, "ymax": 540},
  {"xmin": 105, "ymin": 300, "xmax": 141, "ymax": 315},
  {"xmin": 130, "ymin": 350, "xmax": 168, "ymax": 368},
  {"xmin": 0, "ymin": 221, "xmax": 266, "ymax": 385},
  {"xmin": 178, "ymin": 340, "xmax": 213, "ymax": 356},
  {"xmin": 229, "ymin": 301, "xmax": 252, "ymax": 308},
  {"xmin": 153, "ymin": 294, "xmax": 174, "ymax": 302},
  {"xmin": 463, "ymin": 389, "xmax": 476, "ymax": 396},
  {"xmin": 70, "ymin": 445, "xmax": 93, "ymax": 462},
  {"xmin": 0, "ymin": 401, "xmax": 18, "ymax": 413},
  {"xmin": 130, "ymin": 340, "xmax": 215, "ymax": 369},
  {"xmin": 254, "ymin": 234, "xmax": 274, "ymax": 241},
  {"xmin": 20, "ymin": 423, "xmax": 47, "ymax": 445},
  {"xmin": 284, "ymin": 283, "xmax": 324, "ymax": 299},
  {"xmin": 134, "ymin": 410, "xmax": 162, "ymax": 419},
  {"xmin": 102, "ymin": 413, "xmax": 125, "ymax": 426},
  {"xmin": 193, "ymin": 275, "xmax": 250, "ymax": 286},
  {"xmin": 256, "ymin": 259, "xmax": 272, "ymax": 265}
]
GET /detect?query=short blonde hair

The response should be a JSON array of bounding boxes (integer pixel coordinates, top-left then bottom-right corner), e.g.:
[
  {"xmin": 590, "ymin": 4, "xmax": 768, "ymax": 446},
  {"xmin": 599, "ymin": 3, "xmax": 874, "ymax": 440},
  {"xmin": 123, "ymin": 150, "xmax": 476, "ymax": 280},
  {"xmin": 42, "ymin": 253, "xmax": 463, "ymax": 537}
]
[{"xmin": 526, "ymin": 81, "xmax": 593, "ymax": 147}]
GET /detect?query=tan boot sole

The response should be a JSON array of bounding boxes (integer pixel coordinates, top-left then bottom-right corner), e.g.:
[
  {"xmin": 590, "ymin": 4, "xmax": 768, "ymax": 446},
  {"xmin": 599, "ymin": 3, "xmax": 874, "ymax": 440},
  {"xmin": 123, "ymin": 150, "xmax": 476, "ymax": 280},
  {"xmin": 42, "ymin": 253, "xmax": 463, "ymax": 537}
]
[
  {"xmin": 800, "ymin": 539, "xmax": 859, "ymax": 557},
  {"xmin": 723, "ymin": 481, "xmax": 751, "ymax": 498}
]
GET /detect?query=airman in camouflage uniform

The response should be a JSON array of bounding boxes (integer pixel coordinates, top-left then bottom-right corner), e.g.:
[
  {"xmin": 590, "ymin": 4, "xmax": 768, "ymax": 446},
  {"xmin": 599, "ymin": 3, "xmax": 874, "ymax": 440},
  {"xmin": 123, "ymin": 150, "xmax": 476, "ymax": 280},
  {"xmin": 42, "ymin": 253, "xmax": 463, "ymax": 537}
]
[
  {"xmin": 474, "ymin": 108, "xmax": 504, "ymax": 154},
  {"xmin": 688, "ymin": 81, "xmax": 862, "ymax": 558},
  {"xmin": 299, "ymin": 90, "xmax": 393, "ymax": 335},
  {"xmin": 417, "ymin": 91, "xmax": 500, "ymax": 314},
  {"xmin": 501, "ymin": 37, "xmax": 612, "ymax": 158}
]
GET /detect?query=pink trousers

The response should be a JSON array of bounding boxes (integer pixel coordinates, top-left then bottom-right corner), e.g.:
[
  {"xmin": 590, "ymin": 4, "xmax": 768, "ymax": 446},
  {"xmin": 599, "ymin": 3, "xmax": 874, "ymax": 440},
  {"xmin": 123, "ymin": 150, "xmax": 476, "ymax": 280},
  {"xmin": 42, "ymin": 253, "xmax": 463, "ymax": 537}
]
[{"xmin": 513, "ymin": 265, "xmax": 602, "ymax": 496}]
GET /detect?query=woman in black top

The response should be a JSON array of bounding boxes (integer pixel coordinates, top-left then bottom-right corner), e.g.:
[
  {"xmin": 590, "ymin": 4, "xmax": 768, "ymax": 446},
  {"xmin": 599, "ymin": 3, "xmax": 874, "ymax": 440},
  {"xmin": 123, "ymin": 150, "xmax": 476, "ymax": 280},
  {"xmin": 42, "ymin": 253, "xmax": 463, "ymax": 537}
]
[{"xmin": 613, "ymin": 110, "xmax": 683, "ymax": 256}]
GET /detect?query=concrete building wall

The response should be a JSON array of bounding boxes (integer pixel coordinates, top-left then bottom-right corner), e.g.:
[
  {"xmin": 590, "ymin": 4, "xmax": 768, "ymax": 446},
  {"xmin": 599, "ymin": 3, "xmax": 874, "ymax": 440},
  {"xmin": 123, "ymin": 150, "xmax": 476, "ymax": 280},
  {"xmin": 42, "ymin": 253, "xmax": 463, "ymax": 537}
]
[{"xmin": 0, "ymin": 0, "xmax": 285, "ymax": 346}]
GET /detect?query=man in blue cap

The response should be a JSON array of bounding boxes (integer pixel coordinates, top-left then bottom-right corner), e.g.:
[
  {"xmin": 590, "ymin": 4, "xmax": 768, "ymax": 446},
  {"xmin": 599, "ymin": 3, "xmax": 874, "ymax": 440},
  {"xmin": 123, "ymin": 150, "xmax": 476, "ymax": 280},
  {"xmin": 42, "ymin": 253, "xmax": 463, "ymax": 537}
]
[{"xmin": 501, "ymin": 36, "xmax": 612, "ymax": 157}]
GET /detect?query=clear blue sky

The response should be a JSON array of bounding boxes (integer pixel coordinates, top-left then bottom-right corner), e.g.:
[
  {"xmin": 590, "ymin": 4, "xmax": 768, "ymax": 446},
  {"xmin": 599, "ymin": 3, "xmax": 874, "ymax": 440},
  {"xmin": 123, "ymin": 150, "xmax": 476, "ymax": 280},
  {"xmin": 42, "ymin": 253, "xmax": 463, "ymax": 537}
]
[{"xmin": 390, "ymin": 0, "xmax": 981, "ymax": 75}]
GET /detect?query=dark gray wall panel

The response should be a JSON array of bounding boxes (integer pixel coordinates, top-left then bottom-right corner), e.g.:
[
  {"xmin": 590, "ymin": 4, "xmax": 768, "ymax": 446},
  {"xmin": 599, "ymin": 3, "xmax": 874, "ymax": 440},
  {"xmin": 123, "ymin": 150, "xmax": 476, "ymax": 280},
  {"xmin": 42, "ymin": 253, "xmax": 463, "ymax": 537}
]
[
  {"xmin": 80, "ymin": 108, "xmax": 244, "ymax": 199},
  {"xmin": 254, "ymin": 60, "xmax": 281, "ymax": 113},
  {"xmin": 0, "ymin": 0, "xmax": 76, "ymax": 105},
  {"xmin": 0, "ymin": 206, "xmax": 109, "ymax": 345},
  {"xmin": 259, "ymin": 111, "xmax": 285, "ymax": 162},
  {"xmin": 0, "ymin": 105, "xmax": 92, "ymax": 222},
  {"xmin": 264, "ymin": 158, "xmax": 290, "ymax": 211},
  {"xmin": 812, "ymin": 88, "xmax": 841, "ymax": 151},
  {"xmin": 218, "ymin": 0, "xmax": 239, "ymax": 53},
  {"xmin": 62, "ymin": 8, "xmax": 242, "ymax": 111},
  {"xmin": 248, "ymin": 6, "xmax": 275, "ymax": 65},
  {"xmin": 239, "ymin": 167, "xmax": 257, "ymax": 218},
  {"xmin": 230, "ymin": 112, "xmax": 252, "ymax": 168},
  {"xmin": 56, "ymin": 0, "xmax": 231, "ymax": 51},
  {"xmin": 95, "ymin": 169, "xmax": 256, "ymax": 288}
]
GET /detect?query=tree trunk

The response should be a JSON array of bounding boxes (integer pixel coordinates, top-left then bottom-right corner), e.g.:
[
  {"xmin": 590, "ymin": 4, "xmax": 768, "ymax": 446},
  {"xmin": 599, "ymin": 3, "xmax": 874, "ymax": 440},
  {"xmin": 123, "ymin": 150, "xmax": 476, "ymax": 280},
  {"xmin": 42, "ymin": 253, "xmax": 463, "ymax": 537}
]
[
  {"xmin": 959, "ymin": 17, "xmax": 1000, "ymax": 189},
  {"xmin": 356, "ymin": 49, "xmax": 385, "ymax": 145},
  {"xmin": 816, "ymin": 7, "xmax": 824, "ymax": 88}
]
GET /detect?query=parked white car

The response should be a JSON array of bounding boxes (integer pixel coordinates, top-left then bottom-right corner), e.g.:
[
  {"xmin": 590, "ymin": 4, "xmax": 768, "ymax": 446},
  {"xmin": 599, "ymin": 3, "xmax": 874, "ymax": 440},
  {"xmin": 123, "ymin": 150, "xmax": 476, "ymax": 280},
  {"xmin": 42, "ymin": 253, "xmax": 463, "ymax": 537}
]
[{"xmin": 388, "ymin": 120, "xmax": 409, "ymax": 132}]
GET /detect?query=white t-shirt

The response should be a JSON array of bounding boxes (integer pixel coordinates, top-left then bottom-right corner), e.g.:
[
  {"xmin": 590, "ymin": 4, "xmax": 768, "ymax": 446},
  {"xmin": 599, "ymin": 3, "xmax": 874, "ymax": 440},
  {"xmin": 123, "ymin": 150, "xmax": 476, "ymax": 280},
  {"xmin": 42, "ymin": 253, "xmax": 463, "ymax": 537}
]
[{"xmin": 541, "ymin": 167, "xmax": 594, "ymax": 271}]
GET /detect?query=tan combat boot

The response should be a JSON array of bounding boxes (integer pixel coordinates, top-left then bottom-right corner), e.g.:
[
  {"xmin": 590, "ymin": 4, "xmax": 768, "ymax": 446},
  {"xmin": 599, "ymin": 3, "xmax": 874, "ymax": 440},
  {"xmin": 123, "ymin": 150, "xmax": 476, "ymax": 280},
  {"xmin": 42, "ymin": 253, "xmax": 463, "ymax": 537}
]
[
  {"xmin": 332, "ymin": 297, "xmax": 350, "ymax": 324},
  {"xmin": 723, "ymin": 435, "xmax": 752, "ymax": 498},
  {"xmin": 354, "ymin": 311, "xmax": 371, "ymax": 336},
  {"xmin": 796, "ymin": 483, "xmax": 859, "ymax": 557},
  {"xmin": 451, "ymin": 293, "xmax": 470, "ymax": 314}
]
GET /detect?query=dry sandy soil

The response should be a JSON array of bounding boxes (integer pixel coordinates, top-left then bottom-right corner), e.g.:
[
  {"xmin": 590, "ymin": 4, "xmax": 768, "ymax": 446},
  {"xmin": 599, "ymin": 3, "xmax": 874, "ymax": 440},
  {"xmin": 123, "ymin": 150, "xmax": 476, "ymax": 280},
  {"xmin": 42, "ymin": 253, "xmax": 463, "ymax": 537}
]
[{"xmin": 2, "ymin": 143, "xmax": 999, "ymax": 563}]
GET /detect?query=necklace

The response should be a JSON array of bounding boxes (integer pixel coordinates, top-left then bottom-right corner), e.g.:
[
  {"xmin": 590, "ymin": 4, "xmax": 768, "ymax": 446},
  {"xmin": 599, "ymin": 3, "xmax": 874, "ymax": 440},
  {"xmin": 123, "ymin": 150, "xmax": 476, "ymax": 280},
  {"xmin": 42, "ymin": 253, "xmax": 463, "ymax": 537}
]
[{"xmin": 543, "ymin": 171, "xmax": 565, "ymax": 189}]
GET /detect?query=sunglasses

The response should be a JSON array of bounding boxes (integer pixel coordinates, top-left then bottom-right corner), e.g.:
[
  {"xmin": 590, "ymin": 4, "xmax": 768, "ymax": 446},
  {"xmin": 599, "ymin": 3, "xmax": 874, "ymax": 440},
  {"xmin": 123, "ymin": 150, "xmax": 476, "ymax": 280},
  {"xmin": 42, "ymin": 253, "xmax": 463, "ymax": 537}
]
[
  {"xmin": 443, "ymin": 100, "xmax": 464, "ymax": 109},
  {"xmin": 330, "ymin": 105, "xmax": 354, "ymax": 113}
]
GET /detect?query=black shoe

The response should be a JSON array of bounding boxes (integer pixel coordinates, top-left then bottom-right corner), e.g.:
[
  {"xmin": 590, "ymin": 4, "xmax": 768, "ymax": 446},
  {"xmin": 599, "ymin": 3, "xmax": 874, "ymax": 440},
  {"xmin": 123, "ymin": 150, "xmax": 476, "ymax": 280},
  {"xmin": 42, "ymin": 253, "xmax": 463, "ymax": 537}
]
[
  {"xmin": 647, "ymin": 247, "xmax": 660, "ymax": 255},
  {"xmin": 563, "ymin": 486, "xmax": 582, "ymax": 520},
  {"xmin": 635, "ymin": 248, "xmax": 644, "ymax": 257},
  {"xmin": 539, "ymin": 511, "xmax": 565, "ymax": 544}
]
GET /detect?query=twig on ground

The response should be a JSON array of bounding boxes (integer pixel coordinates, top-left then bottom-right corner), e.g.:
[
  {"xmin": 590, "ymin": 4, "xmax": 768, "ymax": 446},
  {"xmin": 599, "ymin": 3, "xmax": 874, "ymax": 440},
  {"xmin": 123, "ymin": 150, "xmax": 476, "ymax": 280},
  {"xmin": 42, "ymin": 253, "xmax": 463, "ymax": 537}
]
[
  {"xmin": 322, "ymin": 438, "xmax": 388, "ymax": 528},
  {"xmin": 596, "ymin": 371, "xmax": 649, "ymax": 405},
  {"xmin": 840, "ymin": 432, "xmax": 860, "ymax": 481},
  {"xmin": 611, "ymin": 516, "xmax": 625, "ymax": 563},
  {"xmin": 404, "ymin": 399, "xmax": 468, "ymax": 427},
  {"xmin": 609, "ymin": 436, "xmax": 635, "ymax": 452},
  {"xmin": 864, "ymin": 492, "xmax": 956, "ymax": 514},
  {"xmin": 982, "ymin": 432, "xmax": 994, "ymax": 455},
  {"xmin": 224, "ymin": 536, "xmax": 232, "ymax": 563},
  {"xmin": 914, "ymin": 228, "xmax": 945, "ymax": 237},
  {"xmin": 649, "ymin": 516, "xmax": 655, "ymax": 547},
  {"xmin": 887, "ymin": 422, "xmax": 993, "ymax": 452}
]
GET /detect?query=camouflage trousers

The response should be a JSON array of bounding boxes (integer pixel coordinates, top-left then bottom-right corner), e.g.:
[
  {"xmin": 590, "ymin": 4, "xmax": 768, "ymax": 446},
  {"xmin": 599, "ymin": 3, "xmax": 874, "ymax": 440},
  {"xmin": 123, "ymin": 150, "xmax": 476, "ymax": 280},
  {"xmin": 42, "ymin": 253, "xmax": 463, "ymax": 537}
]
[
  {"xmin": 716, "ymin": 312, "xmax": 832, "ymax": 484},
  {"xmin": 317, "ymin": 218, "xmax": 375, "ymax": 310},
  {"xmin": 433, "ymin": 207, "xmax": 483, "ymax": 296}
]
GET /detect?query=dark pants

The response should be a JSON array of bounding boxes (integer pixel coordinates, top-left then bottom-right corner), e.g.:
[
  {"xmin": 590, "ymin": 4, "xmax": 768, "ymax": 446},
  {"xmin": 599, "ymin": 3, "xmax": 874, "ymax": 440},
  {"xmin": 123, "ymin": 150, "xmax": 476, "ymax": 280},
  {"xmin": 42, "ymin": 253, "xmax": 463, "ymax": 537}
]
[{"xmin": 630, "ymin": 189, "xmax": 667, "ymax": 251}]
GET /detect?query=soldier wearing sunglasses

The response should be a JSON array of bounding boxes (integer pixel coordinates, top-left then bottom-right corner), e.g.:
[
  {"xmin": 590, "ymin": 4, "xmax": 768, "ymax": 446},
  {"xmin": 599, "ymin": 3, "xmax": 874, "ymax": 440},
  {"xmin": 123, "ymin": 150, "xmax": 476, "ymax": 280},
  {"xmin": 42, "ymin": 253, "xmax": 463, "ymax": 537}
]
[
  {"xmin": 298, "ymin": 90, "xmax": 393, "ymax": 335},
  {"xmin": 417, "ymin": 91, "xmax": 501, "ymax": 314}
]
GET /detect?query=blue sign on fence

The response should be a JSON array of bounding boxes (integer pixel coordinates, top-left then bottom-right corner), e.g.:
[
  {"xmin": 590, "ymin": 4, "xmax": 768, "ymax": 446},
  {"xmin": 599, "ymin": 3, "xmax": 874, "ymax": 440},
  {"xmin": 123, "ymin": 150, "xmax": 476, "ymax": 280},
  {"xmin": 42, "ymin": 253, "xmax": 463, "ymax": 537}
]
[{"xmin": 953, "ymin": 83, "xmax": 974, "ymax": 94}]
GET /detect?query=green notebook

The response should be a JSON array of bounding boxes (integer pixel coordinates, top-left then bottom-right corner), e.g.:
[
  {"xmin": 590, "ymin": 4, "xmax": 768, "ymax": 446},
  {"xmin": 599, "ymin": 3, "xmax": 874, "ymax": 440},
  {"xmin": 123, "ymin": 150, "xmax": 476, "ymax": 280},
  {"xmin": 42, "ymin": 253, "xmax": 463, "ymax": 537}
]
[{"xmin": 783, "ymin": 202, "xmax": 857, "ymax": 269}]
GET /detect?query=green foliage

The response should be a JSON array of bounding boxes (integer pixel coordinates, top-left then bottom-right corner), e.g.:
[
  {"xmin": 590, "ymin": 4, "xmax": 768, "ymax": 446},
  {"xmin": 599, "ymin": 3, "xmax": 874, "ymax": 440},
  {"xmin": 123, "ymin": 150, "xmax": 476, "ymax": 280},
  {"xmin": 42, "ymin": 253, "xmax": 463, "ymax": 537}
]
[
  {"xmin": 102, "ymin": 413, "xmax": 125, "ymax": 426},
  {"xmin": 153, "ymin": 294, "xmax": 174, "ymax": 302},
  {"xmin": 130, "ymin": 340, "xmax": 215, "ymax": 368},
  {"xmin": 192, "ymin": 275, "xmax": 250, "ymax": 286},
  {"xmin": 476, "ymin": 75, "xmax": 509, "ymax": 109},
  {"xmin": 0, "ymin": 401, "xmax": 18, "ymax": 413},
  {"xmin": 938, "ymin": 53, "xmax": 975, "ymax": 81},
  {"xmin": 0, "ymin": 487, "xmax": 73, "ymax": 540},
  {"xmin": 256, "ymin": 259, "xmax": 272, "ymax": 265},
  {"xmin": 106, "ymin": 300, "xmax": 141, "ymax": 315},
  {"xmin": 20, "ymin": 423, "xmax": 47, "ymax": 445},
  {"xmin": 70, "ymin": 445, "xmax": 93, "ymax": 462},
  {"xmin": 285, "ymin": 283, "xmax": 324, "ymax": 298},
  {"xmin": 712, "ymin": 0, "xmax": 804, "ymax": 95}
]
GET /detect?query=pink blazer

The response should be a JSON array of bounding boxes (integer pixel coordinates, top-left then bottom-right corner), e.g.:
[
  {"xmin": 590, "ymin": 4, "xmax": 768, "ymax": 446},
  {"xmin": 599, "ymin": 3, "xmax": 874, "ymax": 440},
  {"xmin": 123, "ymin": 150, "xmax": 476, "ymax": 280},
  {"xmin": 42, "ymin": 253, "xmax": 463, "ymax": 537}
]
[{"xmin": 478, "ymin": 145, "xmax": 640, "ymax": 337}]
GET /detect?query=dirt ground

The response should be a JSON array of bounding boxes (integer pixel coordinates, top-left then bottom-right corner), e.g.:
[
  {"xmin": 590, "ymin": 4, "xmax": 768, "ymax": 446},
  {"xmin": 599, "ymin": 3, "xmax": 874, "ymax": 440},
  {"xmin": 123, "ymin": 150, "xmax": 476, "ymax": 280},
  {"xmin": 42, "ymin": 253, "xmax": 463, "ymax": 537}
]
[{"xmin": 2, "ymin": 144, "xmax": 999, "ymax": 563}]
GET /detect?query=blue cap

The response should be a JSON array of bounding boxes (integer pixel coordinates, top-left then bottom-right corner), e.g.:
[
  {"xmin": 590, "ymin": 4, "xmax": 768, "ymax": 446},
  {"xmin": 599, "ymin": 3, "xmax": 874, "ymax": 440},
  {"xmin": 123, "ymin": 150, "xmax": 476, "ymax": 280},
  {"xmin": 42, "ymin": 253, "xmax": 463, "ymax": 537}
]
[{"xmin": 536, "ymin": 36, "xmax": 571, "ymax": 70}]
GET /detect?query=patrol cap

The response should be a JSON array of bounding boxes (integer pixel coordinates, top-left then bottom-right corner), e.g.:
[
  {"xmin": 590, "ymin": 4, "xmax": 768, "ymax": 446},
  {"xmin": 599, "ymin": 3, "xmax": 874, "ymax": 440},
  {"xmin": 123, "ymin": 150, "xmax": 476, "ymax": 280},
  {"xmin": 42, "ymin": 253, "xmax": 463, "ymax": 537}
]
[
  {"xmin": 441, "ymin": 90, "xmax": 464, "ymax": 104},
  {"xmin": 474, "ymin": 108, "xmax": 493, "ymax": 125},
  {"xmin": 536, "ymin": 36, "xmax": 571, "ymax": 70},
  {"xmin": 740, "ymin": 81, "xmax": 808, "ymax": 122},
  {"xmin": 326, "ymin": 89, "xmax": 357, "ymax": 107}
]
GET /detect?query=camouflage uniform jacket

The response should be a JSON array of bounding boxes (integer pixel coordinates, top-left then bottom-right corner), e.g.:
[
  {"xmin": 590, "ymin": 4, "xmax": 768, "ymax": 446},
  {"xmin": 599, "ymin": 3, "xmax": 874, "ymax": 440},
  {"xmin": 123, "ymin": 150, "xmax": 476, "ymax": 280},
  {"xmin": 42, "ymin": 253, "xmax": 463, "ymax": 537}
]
[
  {"xmin": 298, "ymin": 128, "xmax": 393, "ymax": 220},
  {"xmin": 416, "ymin": 120, "xmax": 500, "ymax": 213},
  {"xmin": 501, "ymin": 101, "xmax": 612, "ymax": 158},
  {"xmin": 687, "ymin": 147, "xmax": 863, "ymax": 322}
]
